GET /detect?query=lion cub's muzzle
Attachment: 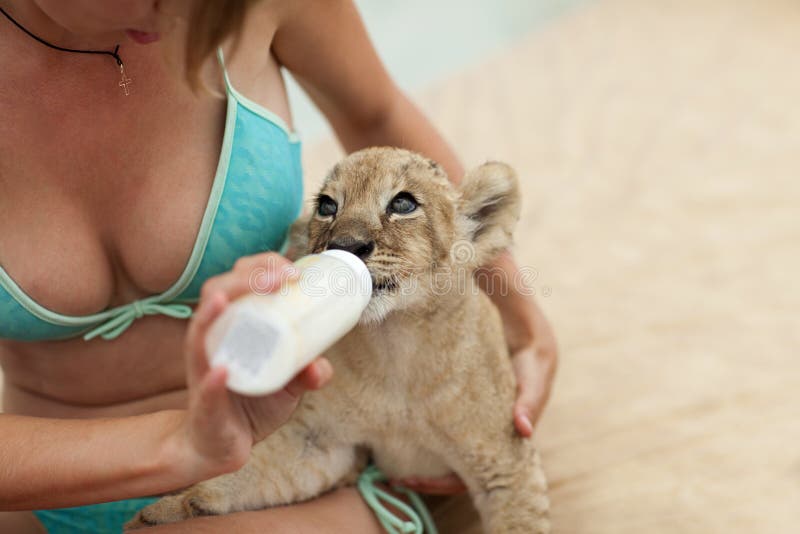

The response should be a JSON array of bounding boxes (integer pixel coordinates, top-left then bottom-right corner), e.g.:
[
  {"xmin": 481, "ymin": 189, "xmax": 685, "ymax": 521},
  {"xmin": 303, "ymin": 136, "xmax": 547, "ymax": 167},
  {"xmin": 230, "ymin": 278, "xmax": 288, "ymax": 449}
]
[
  {"xmin": 324, "ymin": 235, "xmax": 396, "ymax": 295},
  {"xmin": 326, "ymin": 235, "xmax": 375, "ymax": 260}
]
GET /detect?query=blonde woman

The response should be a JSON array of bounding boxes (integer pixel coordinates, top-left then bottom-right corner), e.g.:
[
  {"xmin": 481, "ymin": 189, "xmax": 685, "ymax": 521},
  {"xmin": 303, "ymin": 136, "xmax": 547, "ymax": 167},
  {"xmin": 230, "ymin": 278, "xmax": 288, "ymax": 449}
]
[{"xmin": 0, "ymin": 1, "xmax": 557, "ymax": 532}]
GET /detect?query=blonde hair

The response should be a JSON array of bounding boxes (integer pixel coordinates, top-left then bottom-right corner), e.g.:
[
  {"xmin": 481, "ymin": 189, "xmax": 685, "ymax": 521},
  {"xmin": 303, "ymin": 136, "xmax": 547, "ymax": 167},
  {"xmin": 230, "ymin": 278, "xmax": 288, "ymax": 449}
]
[{"xmin": 184, "ymin": 0, "xmax": 259, "ymax": 90}]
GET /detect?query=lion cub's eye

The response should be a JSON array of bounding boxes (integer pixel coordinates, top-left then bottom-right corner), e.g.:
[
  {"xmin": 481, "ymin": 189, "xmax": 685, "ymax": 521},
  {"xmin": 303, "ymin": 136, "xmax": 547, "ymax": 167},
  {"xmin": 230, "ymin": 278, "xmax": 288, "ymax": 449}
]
[
  {"xmin": 388, "ymin": 192, "xmax": 418, "ymax": 215},
  {"xmin": 316, "ymin": 195, "xmax": 338, "ymax": 217}
]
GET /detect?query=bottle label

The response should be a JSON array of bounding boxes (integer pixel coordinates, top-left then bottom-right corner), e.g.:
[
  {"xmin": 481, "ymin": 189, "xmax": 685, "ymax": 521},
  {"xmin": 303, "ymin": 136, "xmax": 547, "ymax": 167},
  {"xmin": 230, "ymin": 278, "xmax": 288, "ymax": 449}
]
[{"xmin": 219, "ymin": 313, "xmax": 281, "ymax": 377}]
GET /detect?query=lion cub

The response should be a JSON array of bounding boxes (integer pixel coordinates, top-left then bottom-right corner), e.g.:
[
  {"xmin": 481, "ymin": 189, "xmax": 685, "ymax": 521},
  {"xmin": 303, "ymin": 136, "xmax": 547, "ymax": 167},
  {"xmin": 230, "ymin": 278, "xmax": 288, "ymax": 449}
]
[{"xmin": 128, "ymin": 148, "xmax": 550, "ymax": 533}]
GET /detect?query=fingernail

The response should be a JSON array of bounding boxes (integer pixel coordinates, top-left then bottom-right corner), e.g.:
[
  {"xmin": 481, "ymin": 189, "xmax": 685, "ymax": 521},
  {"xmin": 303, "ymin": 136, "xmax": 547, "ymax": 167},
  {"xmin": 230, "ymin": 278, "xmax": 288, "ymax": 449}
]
[
  {"xmin": 520, "ymin": 414, "xmax": 534, "ymax": 435},
  {"xmin": 199, "ymin": 293, "xmax": 219, "ymax": 318},
  {"xmin": 316, "ymin": 359, "xmax": 333, "ymax": 384},
  {"xmin": 203, "ymin": 366, "xmax": 228, "ymax": 393},
  {"xmin": 211, "ymin": 365, "xmax": 228, "ymax": 383}
]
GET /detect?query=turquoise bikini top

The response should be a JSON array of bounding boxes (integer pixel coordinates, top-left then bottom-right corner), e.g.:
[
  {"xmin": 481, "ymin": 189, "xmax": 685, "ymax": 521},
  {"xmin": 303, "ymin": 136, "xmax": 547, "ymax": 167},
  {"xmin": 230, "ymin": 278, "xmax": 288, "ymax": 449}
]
[{"xmin": 0, "ymin": 52, "xmax": 304, "ymax": 342}]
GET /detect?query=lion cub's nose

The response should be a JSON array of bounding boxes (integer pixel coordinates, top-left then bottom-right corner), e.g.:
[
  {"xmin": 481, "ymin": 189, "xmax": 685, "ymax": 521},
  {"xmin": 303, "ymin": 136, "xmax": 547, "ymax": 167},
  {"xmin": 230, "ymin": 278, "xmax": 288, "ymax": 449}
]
[{"xmin": 327, "ymin": 237, "xmax": 375, "ymax": 260}]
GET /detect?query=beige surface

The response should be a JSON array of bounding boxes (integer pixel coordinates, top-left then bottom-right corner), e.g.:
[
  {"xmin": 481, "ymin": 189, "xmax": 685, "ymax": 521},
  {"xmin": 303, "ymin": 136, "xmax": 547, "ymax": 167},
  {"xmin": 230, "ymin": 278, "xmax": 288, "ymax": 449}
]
[
  {"xmin": 3, "ymin": 0, "xmax": 798, "ymax": 532},
  {"xmin": 303, "ymin": 0, "xmax": 800, "ymax": 532}
]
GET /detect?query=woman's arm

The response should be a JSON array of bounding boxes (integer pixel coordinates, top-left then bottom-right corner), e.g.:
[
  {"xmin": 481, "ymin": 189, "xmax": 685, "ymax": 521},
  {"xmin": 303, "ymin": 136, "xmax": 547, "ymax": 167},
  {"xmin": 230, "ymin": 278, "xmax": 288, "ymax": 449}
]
[
  {"xmin": 0, "ymin": 254, "xmax": 331, "ymax": 511},
  {"xmin": 272, "ymin": 0, "xmax": 464, "ymax": 180},
  {"xmin": 0, "ymin": 417, "xmax": 384, "ymax": 534},
  {"xmin": 0, "ymin": 409, "xmax": 193, "ymax": 510}
]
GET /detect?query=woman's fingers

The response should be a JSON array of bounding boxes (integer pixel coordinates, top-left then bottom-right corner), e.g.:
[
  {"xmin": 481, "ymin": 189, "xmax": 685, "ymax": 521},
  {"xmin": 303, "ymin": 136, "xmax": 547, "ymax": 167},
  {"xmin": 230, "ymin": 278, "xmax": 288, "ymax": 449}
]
[
  {"xmin": 201, "ymin": 253, "xmax": 299, "ymax": 304},
  {"xmin": 246, "ymin": 255, "xmax": 300, "ymax": 295},
  {"xmin": 179, "ymin": 253, "xmax": 307, "ymax": 474},
  {"xmin": 513, "ymin": 347, "xmax": 539, "ymax": 436},
  {"xmin": 284, "ymin": 357, "xmax": 334, "ymax": 398},
  {"xmin": 514, "ymin": 407, "xmax": 535, "ymax": 437},
  {"xmin": 189, "ymin": 252, "xmax": 298, "ymax": 385},
  {"xmin": 512, "ymin": 345, "xmax": 555, "ymax": 437},
  {"xmin": 186, "ymin": 291, "xmax": 229, "ymax": 386},
  {"xmin": 195, "ymin": 366, "xmax": 232, "ymax": 431},
  {"xmin": 187, "ymin": 365, "xmax": 252, "ymax": 474},
  {"xmin": 393, "ymin": 473, "xmax": 467, "ymax": 495},
  {"xmin": 223, "ymin": 358, "xmax": 333, "ymax": 444}
]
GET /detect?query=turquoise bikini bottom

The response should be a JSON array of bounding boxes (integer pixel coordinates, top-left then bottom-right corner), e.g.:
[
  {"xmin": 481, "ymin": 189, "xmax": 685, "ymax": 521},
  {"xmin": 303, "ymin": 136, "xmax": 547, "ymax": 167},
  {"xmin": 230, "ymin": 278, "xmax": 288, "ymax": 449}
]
[
  {"xmin": 33, "ymin": 497, "xmax": 158, "ymax": 534},
  {"xmin": 32, "ymin": 466, "xmax": 437, "ymax": 534}
]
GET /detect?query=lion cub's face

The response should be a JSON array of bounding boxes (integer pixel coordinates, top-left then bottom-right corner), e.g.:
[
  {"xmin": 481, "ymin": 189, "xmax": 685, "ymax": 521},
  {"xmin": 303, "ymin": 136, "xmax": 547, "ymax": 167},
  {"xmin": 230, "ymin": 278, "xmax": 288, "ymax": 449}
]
[{"xmin": 307, "ymin": 147, "xmax": 520, "ymax": 323}]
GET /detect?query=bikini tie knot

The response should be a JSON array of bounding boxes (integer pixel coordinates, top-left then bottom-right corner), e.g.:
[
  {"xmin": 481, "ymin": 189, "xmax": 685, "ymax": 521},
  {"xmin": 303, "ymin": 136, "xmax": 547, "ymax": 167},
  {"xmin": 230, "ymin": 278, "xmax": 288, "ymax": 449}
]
[
  {"xmin": 83, "ymin": 299, "xmax": 194, "ymax": 341},
  {"xmin": 131, "ymin": 300, "xmax": 146, "ymax": 319},
  {"xmin": 357, "ymin": 465, "xmax": 438, "ymax": 534}
]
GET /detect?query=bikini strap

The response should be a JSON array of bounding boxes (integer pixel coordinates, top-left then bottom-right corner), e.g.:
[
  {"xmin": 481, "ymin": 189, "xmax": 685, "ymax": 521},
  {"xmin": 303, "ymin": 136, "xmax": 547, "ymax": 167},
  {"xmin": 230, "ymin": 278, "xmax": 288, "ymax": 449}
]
[
  {"xmin": 216, "ymin": 47, "xmax": 235, "ymax": 94},
  {"xmin": 214, "ymin": 47, "xmax": 300, "ymax": 142}
]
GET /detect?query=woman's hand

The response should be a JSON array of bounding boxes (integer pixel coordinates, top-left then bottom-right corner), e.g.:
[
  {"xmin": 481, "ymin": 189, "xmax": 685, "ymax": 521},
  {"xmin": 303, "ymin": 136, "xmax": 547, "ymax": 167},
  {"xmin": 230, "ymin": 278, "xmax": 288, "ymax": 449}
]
[
  {"xmin": 178, "ymin": 253, "xmax": 333, "ymax": 479},
  {"xmin": 479, "ymin": 250, "xmax": 558, "ymax": 437}
]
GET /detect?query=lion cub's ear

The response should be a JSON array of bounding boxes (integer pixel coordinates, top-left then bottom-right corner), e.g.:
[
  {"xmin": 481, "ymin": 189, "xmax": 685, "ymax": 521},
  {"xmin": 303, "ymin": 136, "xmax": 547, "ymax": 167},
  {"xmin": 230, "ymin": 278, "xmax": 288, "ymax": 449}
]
[{"xmin": 456, "ymin": 162, "xmax": 521, "ymax": 268}]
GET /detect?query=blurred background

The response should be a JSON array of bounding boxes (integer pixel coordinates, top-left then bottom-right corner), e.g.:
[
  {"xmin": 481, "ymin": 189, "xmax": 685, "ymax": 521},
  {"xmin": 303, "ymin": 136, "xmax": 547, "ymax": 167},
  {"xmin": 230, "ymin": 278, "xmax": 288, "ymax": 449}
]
[
  {"xmin": 287, "ymin": 0, "xmax": 586, "ymax": 141},
  {"xmin": 298, "ymin": 0, "xmax": 800, "ymax": 532}
]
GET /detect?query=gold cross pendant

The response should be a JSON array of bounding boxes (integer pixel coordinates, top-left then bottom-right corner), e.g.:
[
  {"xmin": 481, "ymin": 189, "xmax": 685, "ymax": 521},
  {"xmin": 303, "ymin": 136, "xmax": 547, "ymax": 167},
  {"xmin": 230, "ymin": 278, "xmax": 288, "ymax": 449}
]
[{"xmin": 119, "ymin": 65, "xmax": 133, "ymax": 96}]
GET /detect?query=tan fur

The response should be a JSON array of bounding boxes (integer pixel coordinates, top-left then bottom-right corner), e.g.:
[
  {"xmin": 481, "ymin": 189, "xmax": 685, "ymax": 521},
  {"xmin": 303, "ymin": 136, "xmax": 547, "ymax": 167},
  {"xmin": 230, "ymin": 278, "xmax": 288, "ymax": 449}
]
[{"xmin": 126, "ymin": 148, "xmax": 550, "ymax": 533}]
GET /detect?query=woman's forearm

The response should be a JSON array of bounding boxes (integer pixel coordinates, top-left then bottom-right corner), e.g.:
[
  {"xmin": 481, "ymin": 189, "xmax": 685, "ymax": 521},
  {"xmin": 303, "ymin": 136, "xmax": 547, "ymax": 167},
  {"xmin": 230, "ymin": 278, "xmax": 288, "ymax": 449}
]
[
  {"xmin": 338, "ymin": 89, "xmax": 465, "ymax": 183},
  {"xmin": 0, "ymin": 410, "xmax": 204, "ymax": 510}
]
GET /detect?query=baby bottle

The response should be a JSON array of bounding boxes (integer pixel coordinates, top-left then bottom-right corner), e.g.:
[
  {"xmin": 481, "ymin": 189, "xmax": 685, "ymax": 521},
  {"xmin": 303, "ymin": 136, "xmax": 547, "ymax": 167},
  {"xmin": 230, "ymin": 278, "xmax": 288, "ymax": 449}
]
[{"xmin": 205, "ymin": 249, "xmax": 372, "ymax": 396}]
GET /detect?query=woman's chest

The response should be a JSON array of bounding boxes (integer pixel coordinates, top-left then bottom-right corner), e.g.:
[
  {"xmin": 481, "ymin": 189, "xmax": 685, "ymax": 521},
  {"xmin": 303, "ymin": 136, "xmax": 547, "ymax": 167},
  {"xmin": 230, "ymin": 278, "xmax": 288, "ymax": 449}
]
[
  {"xmin": 0, "ymin": 47, "xmax": 295, "ymax": 316},
  {"xmin": 0, "ymin": 90, "xmax": 223, "ymax": 314}
]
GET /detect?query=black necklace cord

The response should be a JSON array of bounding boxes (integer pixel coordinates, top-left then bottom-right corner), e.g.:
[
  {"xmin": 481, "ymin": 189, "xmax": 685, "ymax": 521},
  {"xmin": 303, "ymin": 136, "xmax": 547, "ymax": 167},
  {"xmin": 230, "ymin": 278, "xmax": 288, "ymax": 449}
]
[{"xmin": 0, "ymin": 6, "xmax": 123, "ymax": 67}]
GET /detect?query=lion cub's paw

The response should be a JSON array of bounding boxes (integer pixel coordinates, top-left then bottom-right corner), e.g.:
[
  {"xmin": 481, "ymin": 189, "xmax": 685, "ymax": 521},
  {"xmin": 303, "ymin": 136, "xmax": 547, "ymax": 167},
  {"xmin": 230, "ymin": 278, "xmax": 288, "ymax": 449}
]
[
  {"xmin": 123, "ymin": 487, "xmax": 231, "ymax": 530},
  {"xmin": 124, "ymin": 495, "xmax": 188, "ymax": 530}
]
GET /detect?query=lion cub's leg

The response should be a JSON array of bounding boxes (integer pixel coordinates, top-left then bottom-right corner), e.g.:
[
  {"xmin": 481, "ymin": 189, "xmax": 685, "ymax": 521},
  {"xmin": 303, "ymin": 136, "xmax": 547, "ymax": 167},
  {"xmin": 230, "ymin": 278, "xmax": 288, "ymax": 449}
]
[
  {"xmin": 445, "ymin": 433, "xmax": 550, "ymax": 534},
  {"xmin": 126, "ymin": 410, "xmax": 363, "ymax": 530}
]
